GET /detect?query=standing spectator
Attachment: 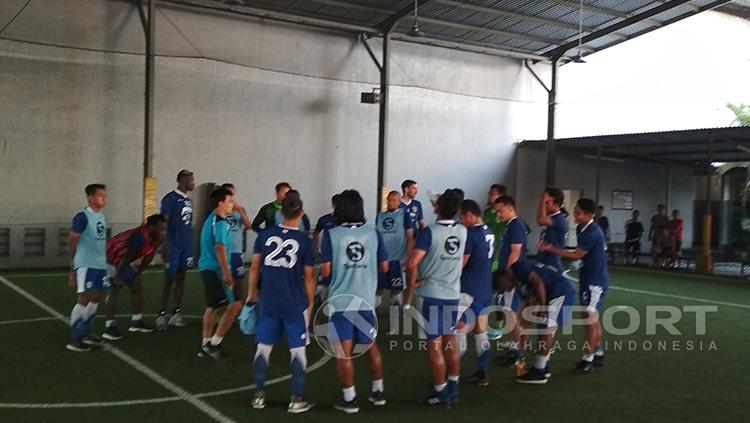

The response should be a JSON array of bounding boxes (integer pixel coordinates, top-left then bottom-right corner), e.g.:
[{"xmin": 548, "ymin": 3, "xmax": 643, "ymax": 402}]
[
  {"xmin": 649, "ymin": 204, "xmax": 670, "ymax": 266},
  {"xmin": 669, "ymin": 209, "xmax": 684, "ymax": 255},
  {"xmin": 624, "ymin": 210, "xmax": 644, "ymax": 265},
  {"xmin": 595, "ymin": 206, "xmax": 610, "ymax": 242}
]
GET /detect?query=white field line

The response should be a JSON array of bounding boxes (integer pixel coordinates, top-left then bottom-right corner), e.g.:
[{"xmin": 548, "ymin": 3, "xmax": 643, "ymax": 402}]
[
  {"xmin": 562, "ymin": 271, "xmax": 750, "ymax": 310},
  {"xmin": 0, "ymin": 275, "xmax": 236, "ymax": 422},
  {"xmin": 0, "ymin": 275, "xmax": 331, "ymax": 409},
  {"xmin": 0, "ymin": 314, "xmax": 203, "ymax": 326}
]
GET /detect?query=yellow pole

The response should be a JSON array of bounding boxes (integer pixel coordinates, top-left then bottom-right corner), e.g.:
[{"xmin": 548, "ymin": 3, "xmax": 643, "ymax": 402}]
[
  {"xmin": 696, "ymin": 214, "xmax": 712, "ymax": 274},
  {"xmin": 143, "ymin": 177, "xmax": 158, "ymax": 222}
]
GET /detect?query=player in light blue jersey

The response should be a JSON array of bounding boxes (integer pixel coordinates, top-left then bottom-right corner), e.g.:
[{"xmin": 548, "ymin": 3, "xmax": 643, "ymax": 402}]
[
  {"xmin": 197, "ymin": 187, "xmax": 241, "ymax": 362},
  {"xmin": 499, "ymin": 261, "xmax": 576, "ymax": 384},
  {"xmin": 247, "ymin": 191, "xmax": 316, "ymax": 413},
  {"xmin": 539, "ymin": 198, "xmax": 609, "ymax": 373},
  {"xmin": 536, "ymin": 187, "xmax": 568, "ymax": 271},
  {"xmin": 375, "ymin": 191, "xmax": 414, "ymax": 310},
  {"xmin": 66, "ymin": 184, "xmax": 109, "ymax": 352},
  {"xmin": 404, "ymin": 190, "xmax": 467, "ymax": 408},
  {"xmin": 221, "ymin": 183, "xmax": 251, "ymax": 282},
  {"xmin": 320, "ymin": 190, "xmax": 389, "ymax": 414},
  {"xmin": 455, "ymin": 200, "xmax": 494, "ymax": 387},
  {"xmin": 493, "ymin": 195, "xmax": 529, "ymax": 367},
  {"xmin": 156, "ymin": 170, "xmax": 195, "ymax": 330}
]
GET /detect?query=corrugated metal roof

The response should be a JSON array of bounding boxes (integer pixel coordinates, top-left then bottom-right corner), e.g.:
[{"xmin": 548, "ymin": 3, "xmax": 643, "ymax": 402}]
[
  {"xmin": 521, "ymin": 126, "xmax": 750, "ymax": 165},
  {"xmin": 160, "ymin": 0, "xmax": 742, "ymax": 62}
]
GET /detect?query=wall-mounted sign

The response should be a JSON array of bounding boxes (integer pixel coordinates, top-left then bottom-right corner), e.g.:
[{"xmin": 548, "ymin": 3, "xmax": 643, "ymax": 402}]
[{"xmin": 612, "ymin": 190, "xmax": 633, "ymax": 210}]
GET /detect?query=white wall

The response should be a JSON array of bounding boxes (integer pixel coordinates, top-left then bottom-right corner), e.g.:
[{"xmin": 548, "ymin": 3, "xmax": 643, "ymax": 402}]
[
  {"xmin": 515, "ymin": 147, "xmax": 695, "ymax": 253},
  {"xmin": 0, "ymin": 0, "xmax": 545, "ymax": 266}
]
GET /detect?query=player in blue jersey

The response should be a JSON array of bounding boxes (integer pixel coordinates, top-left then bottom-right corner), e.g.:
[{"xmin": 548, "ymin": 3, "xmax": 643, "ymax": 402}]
[
  {"xmin": 313, "ymin": 194, "xmax": 339, "ymax": 302},
  {"xmin": 400, "ymin": 179, "xmax": 424, "ymax": 230},
  {"xmin": 493, "ymin": 195, "xmax": 529, "ymax": 367},
  {"xmin": 375, "ymin": 191, "xmax": 414, "ymax": 310},
  {"xmin": 66, "ymin": 184, "xmax": 109, "ymax": 352},
  {"xmin": 455, "ymin": 199, "xmax": 494, "ymax": 387},
  {"xmin": 320, "ymin": 190, "xmax": 389, "ymax": 414},
  {"xmin": 404, "ymin": 190, "xmax": 467, "ymax": 408},
  {"xmin": 156, "ymin": 170, "xmax": 195, "ymax": 330},
  {"xmin": 221, "ymin": 183, "xmax": 251, "ymax": 282},
  {"xmin": 538, "ymin": 198, "xmax": 609, "ymax": 373},
  {"xmin": 536, "ymin": 187, "xmax": 568, "ymax": 271},
  {"xmin": 498, "ymin": 261, "xmax": 577, "ymax": 384},
  {"xmin": 197, "ymin": 187, "xmax": 242, "ymax": 362},
  {"xmin": 247, "ymin": 191, "xmax": 316, "ymax": 413}
]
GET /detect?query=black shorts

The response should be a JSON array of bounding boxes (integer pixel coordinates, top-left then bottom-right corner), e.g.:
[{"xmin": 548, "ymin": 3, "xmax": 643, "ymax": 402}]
[{"xmin": 200, "ymin": 271, "xmax": 243, "ymax": 309}]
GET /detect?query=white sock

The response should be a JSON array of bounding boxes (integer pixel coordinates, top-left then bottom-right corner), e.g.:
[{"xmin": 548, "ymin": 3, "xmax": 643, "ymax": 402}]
[
  {"xmin": 375, "ymin": 295, "xmax": 382, "ymax": 308},
  {"xmin": 202, "ymin": 337, "xmax": 211, "ymax": 346},
  {"xmin": 510, "ymin": 342, "xmax": 519, "ymax": 351},
  {"xmin": 448, "ymin": 375, "xmax": 459, "ymax": 383},
  {"xmin": 502, "ymin": 289, "xmax": 515, "ymax": 310},
  {"xmin": 456, "ymin": 332, "xmax": 468, "ymax": 358},
  {"xmin": 210, "ymin": 335, "xmax": 223, "ymax": 346},
  {"xmin": 372, "ymin": 379, "xmax": 384, "ymax": 392},
  {"xmin": 390, "ymin": 292, "xmax": 403, "ymax": 306},
  {"xmin": 475, "ymin": 332, "xmax": 489, "ymax": 356},
  {"xmin": 132, "ymin": 314, "xmax": 143, "ymax": 321},
  {"xmin": 343, "ymin": 386, "xmax": 356, "ymax": 402},
  {"xmin": 534, "ymin": 354, "xmax": 549, "ymax": 370},
  {"xmin": 434, "ymin": 383, "xmax": 447, "ymax": 392},
  {"xmin": 85, "ymin": 302, "xmax": 98, "ymax": 320},
  {"xmin": 255, "ymin": 343, "xmax": 273, "ymax": 364},
  {"xmin": 105, "ymin": 320, "xmax": 116, "ymax": 328},
  {"xmin": 582, "ymin": 353, "xmax": 594, "ymax": 362},
  {"xmin": 594, "ymin": 346, "xmax": 605, "ymax": 357},
  {"xmin": 70, "ymin": 304, "xmax": 86, "ymax": 324}
]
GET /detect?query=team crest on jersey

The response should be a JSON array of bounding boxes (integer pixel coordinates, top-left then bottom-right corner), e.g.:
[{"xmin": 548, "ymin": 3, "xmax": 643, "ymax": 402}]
[
  {"xmin": 181, "ymin": 204, "xmax": 193, "ymax": 225},
  {"xmin": 444, "ymin": 236, "xmax": 461, "ymax": 255},
  {"xmin": 411, "ymin": 206, "xmax": 417, "ymax": 214},
  {"xmin": 96, "ymin": 221, "xmax": 106, "ymax": 239},
  {"xmin": 346, "ymin": 242, "xmax": 365, "ymax": 262},
  {"xmin": 382, "ymin": 217, "xmax": 395, "ymax": 231}
]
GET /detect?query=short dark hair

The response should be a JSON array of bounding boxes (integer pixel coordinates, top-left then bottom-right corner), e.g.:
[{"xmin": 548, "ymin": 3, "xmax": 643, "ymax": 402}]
[
  {"xmin": 633, "ymin": 209, "xmax": 640, "ymax": 214},
  {"xmin": 275, "ymin": 182, "xmax": 291, "ymax": 193},
  {"xmin": 334, "ymin": 190, "xmax": 365, "ymax": 224},
  {"xmin": 388, "ymin": 190, "xmax": 400, "ymax": 197},
  {"xmin": 489, "ymin": 184, "xmax": 506, "ymax": 195},
  {"xmin": 495, "ymin": 195, "xmax": 515, "ymax": 208},
  {"xmin": 436, "ymin": 190, "xmax": 461, "ymax": 220},
  {"xmin": 451, "ymin": 188, "xmax": 465, "ymax": 202},
  {"xmin": 657, "ymin": 204, "xmax": 665, "ymax": 209},
  {"xmin": 545, "ymin": 187, "xmax": 564, "ymax": 206},
  {"xmin": 85, "ymin": 184, "xmax": 106, "ymax": 197},
  {"xmin": 146, "ymin": 214, "xmax": 167, "ymax": 227},
  {"xmin": 401, "ymin": 179, "xmax": 417, "ymax": 192},
  {"xmin": 176, "ymin": 170, "xmax": 193, "ymax": 182},
  {"xmin": 577, "ymin": 198, "xmax": 597, "ymax": 214},
  {"xmin": 281, "ymin": 190, "xmax": 303, "ymax": 219},
  {"xmin": 331, "ymin": 194, "xmax": 340, "ymax": 205},
  {"xmin": 209, "ymin": 187, "xmax": 232, "ymax": 210},
  {"xmin": 460, "ymin": 199, "xmax": 481, "ymax": 217},
  {"xmin": 598, "ymin": 205, "xmax": 605, "ymax": 210},
  {"xmin": 220, "ymin": 183, "xmax": 234, "ymax": 190}
]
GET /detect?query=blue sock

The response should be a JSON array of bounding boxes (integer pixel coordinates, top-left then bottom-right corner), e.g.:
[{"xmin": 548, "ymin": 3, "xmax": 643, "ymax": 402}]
[
  {"xmin": 69, "ymin": 304, "xmax": 86, "ymax": 343},
  {"xmin": 290, "ymin": 347, "xmax": 307, "ymax": 398},
  {"xmin": 475, "ymin": 332, "xmax": 490, "ymax": 373},
  {"xmin": 447, "ymin": 376, "xmax": 459, "ymax": 398},
  {"xmin": 83, "ymin": 302, "xmax": 98, "ymax": 336},
  {"xmin": 253, "ymin": 344, "xmax": 272, "ymax": 392}
]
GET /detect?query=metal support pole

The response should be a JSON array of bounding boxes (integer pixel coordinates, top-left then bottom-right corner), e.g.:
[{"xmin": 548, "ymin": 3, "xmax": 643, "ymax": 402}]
[
  {"xmin": 140, "ymin": 0, "xmax": 157, "ymax": 221},
  {"xmin": 698, "ymin": 138, "xmax": 714, "ymax": 274},
  {"xmin": 665, "ymin": 163, "xmax": 671, "ymax": 210},
  {"xmin": 546, "ymin": 58, "xmax": 558, "ymax": 186},
  {"xmin": 595, "ymin": 144, "xmax": 601, "ymax": 206},
  {"xmin": 376, "ymin": 34, "xmax": 390, "ymax": 214}
]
